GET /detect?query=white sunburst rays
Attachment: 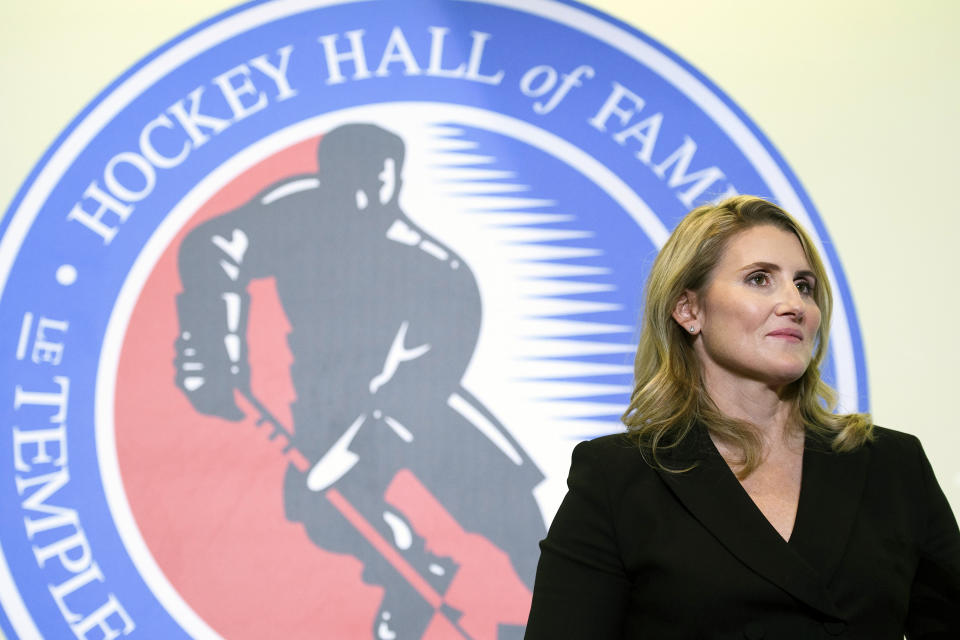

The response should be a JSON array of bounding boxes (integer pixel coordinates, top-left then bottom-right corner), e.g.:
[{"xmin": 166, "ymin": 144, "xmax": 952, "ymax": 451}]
[{"xmin": 400, "ymin": 124, "xmax": 635, "ymax": 453}]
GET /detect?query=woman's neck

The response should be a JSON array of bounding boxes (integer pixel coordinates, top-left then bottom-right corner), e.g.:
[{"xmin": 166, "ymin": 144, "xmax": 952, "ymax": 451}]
[{"xmin": 702, "ymin": 371, "xmax": 801, "ymax": 447}]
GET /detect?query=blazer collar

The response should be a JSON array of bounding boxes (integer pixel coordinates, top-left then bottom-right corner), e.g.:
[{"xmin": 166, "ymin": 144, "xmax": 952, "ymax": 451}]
[
  {"xmin": 790, "ymin": 431, "xmax": 872, "ymax": 585},
  {"xmin": 653, "ymin": 423, "xmax": 871, "ymax": 619}
]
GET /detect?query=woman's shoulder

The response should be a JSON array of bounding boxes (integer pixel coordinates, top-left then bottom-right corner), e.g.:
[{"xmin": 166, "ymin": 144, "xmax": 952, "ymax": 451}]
[
  {"xmin": 864, "ymin": 424, "xmax": 924, "ymax": 455},
  {"xmin": 807, "ymin": 424, "xmax": 921, "ymax": 458},
  {"xmin": 570, "ymin": 432, "xmax": 658, "ymax": 484},
  {"xmin": 574, "ymin": 432, "xmax": 643, "ymax": 462},
  {"xmin": 870, "ymin": 424, "xmax": 919, "ymax": 442},
  {"xmin": 856, "ymin": 425, "xmax": 936, "ymax": 485}
]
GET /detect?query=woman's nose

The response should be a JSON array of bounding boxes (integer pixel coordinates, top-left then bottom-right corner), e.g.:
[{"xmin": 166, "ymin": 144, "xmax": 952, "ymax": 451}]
[{"xmin": 775, "ymin": 282, "xmax": 804, "ymax": 318}]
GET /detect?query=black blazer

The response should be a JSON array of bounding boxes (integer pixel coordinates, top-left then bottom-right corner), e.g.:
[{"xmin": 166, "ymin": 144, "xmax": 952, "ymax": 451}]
[{"xmin": 525, "ymin": 426, "xmax": 960, "ymax": 639}]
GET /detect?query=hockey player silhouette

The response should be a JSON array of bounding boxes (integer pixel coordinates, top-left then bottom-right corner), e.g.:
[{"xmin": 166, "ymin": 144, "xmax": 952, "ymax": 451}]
[{"xmin": 174, "ymin": 123, "xmax": 544, "ymax": 639}]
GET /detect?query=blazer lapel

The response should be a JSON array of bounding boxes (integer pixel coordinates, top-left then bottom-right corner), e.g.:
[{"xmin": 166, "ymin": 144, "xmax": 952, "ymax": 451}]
[
  {"xmin": 789, "ymin": 432, "xmax": 872, "ymax": 584},
  {"xmin": 654, "ymin": 424, "xmax": 847, "ymax": 618}
]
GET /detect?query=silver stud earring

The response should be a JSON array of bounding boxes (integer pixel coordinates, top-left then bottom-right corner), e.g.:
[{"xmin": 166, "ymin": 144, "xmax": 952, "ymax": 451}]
[{"xmin": 688, "ymin": 326, "xmax": 696, "ymax": 333}]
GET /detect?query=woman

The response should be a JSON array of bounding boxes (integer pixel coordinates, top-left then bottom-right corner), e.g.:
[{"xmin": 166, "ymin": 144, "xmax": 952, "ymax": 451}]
[{"xmin": 524, "ymin": 196, "xmax": 960, "ymax": 639}]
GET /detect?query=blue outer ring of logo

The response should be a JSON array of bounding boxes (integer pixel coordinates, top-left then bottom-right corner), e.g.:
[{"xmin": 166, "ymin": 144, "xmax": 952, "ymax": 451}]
[{"xmin": 0, "ymin": 1, "xmax": 869, "ymax": 637}]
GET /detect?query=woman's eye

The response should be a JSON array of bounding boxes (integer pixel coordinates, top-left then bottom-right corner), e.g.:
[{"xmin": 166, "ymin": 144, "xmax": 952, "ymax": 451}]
[
  {"xmin": 747, "ymin": 272, "xmax": 768, "ymax": 286},
  {"xmin": 795, "ymin": 280, "xmax": 814, "ymax": 295}
]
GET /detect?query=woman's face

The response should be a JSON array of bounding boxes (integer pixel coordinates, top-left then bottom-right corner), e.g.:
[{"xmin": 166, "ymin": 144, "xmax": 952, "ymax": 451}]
[{"xmin": 681, "ymin": 224, "xmax": 821, "ymax": 391}]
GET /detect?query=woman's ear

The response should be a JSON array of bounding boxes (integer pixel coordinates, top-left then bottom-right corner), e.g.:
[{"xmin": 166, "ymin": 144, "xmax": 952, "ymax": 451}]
[{"xmin": 672, "ymin": 290, "xmax": 701, "ymax": 334}]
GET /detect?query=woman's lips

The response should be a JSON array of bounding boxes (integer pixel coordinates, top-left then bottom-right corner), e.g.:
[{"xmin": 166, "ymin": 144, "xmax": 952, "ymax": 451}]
[{"xmin": 767, "ymin": 329, "xmax": 803, "ymax": 342}]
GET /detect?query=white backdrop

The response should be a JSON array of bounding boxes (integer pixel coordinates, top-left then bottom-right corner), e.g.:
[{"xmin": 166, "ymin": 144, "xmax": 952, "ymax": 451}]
[{"xmin": 1, "ymin": 0, "xmax": 957, "ymax": 513}]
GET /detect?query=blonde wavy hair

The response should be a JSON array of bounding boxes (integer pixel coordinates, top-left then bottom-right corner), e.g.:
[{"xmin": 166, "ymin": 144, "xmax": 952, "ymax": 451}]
[{"xmin": 621, "ymin": 195, "xmax": 872, "ymax": 476}]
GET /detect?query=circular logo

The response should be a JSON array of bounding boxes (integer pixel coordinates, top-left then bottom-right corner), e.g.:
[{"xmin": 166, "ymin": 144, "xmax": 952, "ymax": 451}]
[{"xmin": 0, "ymin": 1, "xmax": 867, "ymax": 638}]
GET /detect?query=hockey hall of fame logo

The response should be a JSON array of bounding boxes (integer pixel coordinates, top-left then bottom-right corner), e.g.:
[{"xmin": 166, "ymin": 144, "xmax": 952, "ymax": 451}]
[{"xmin": 0, "ymin": 0, "xmax": 869, "ymax": 639}]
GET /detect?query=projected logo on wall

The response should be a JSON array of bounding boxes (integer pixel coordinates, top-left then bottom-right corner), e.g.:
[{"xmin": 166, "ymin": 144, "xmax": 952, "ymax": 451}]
[{"xmin": 0, "ymin": 1, "xmax": 868, "ymax": 638}]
